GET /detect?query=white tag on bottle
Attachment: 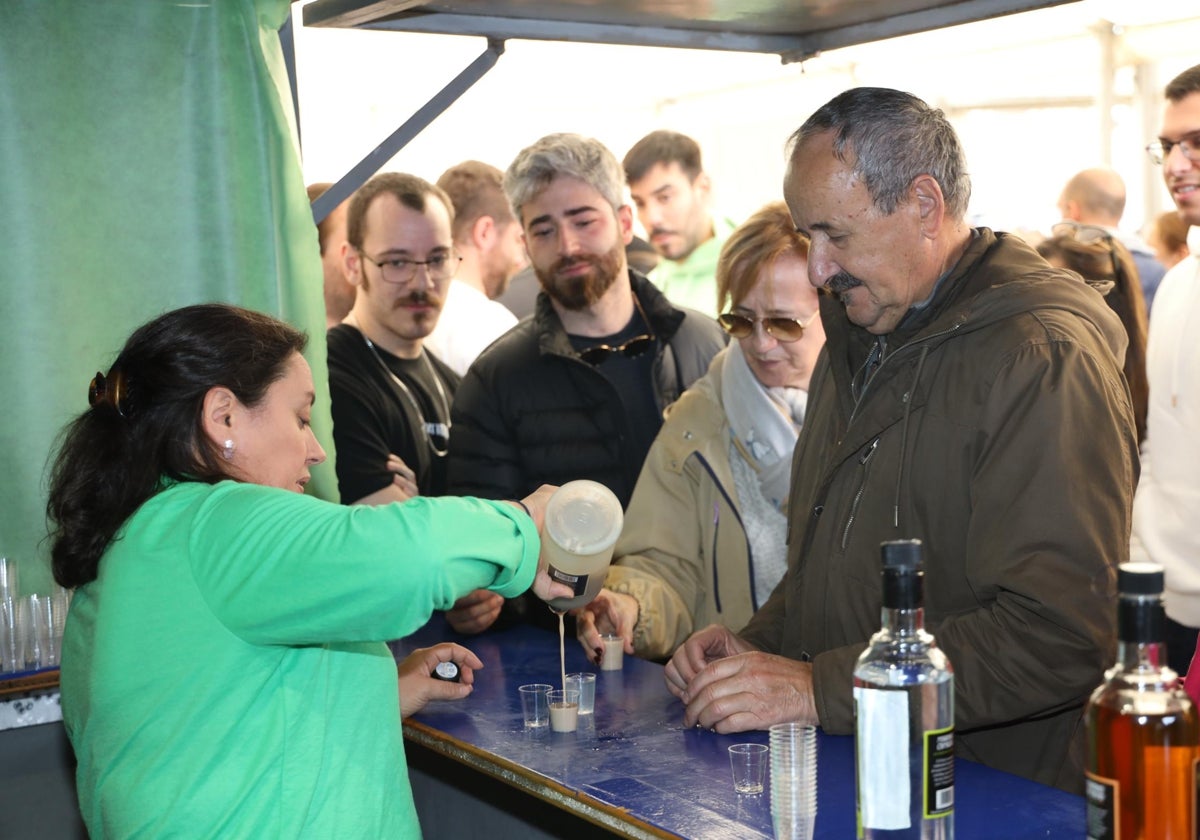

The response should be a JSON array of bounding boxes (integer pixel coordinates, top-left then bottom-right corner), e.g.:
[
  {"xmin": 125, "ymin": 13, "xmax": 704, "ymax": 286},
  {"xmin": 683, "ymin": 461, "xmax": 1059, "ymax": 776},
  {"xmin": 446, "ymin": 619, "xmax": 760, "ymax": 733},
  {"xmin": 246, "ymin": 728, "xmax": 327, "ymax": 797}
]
[{"xmin": 855, "ymin": 686, "xmax": 911, "ymax": 829}]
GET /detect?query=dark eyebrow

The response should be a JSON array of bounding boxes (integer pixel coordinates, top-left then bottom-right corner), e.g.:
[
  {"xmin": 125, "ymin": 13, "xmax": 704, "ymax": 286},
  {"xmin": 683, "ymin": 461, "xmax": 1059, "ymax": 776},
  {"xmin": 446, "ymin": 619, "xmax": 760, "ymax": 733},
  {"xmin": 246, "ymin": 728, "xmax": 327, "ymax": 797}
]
[
  {"xmin": 650, "ymin": 184, "xmax": 673, "ymax": 198},
  {"xmin": 527, "ymin": 205, "xmax": 601, "ymax": 228}
]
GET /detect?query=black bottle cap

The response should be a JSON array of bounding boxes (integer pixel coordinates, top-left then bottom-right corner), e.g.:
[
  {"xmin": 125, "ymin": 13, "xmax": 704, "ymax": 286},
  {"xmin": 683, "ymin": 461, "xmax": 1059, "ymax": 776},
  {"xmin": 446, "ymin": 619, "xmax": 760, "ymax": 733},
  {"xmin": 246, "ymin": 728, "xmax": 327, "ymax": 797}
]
[
  {"xmin": 432, "ymin": 661, "xmax": 460, "ymax": 682},
  {"xmin": 1117, "ymin": 562, "xmax": 1164, "ymax": 596},
  {"xmin": 881, "ymin": 539, "xmax": 923, "ymax": 609},
  {"xmin": 881, "ymin": 539, "xmax": 923, "ymax": 572}
]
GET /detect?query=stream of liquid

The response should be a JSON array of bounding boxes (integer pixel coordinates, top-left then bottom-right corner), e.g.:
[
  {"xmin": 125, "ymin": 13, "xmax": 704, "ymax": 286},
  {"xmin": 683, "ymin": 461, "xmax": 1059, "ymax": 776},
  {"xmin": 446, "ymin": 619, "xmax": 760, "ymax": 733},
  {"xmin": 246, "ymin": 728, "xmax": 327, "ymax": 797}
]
[{"xmin": 558, "ymin": 611, "xmax": 566, "ymax": 693}]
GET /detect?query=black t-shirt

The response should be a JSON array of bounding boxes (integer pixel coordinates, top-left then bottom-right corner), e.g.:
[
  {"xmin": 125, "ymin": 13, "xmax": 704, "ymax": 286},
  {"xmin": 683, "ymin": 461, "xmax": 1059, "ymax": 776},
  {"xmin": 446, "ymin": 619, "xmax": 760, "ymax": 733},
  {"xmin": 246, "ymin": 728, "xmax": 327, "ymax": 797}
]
[
  {"xmin": 567, "ymin": 309, "xmax": 662, "ymax": 475},
  {"xmin": 327, "ymin": 324, "xmax": 459, "ymax": 502}
]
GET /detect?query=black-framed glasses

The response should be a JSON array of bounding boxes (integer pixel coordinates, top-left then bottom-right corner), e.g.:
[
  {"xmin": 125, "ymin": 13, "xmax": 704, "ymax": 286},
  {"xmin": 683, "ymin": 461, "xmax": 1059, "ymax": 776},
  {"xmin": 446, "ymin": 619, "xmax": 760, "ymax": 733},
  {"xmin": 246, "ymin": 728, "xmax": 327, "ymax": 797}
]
[
  {"xmin": 359, "ymin": 250, "xmax": 461, "ymax": 285},
  {"xmin": 578, "ymin": 297, "xmax": 657, "ymax": 365},
  {"xmin": 1146, "ymin": 131, "xmax": 1200, "ymax": 166},
  {"xmin": 718, "ymin": 310, "xmax": 819, "ymax": 343}
]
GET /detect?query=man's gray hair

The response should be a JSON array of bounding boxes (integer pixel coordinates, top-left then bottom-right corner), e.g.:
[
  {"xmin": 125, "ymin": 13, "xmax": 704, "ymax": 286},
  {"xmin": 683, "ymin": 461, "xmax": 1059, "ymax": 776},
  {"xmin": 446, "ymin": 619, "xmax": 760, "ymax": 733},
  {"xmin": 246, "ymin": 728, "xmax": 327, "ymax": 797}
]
[
  {"xmin": 504, "ymin": 133, "xmax": 626, "ymax": 223},
  {"xmin": 788, "ymin": 87, "xmax": 971, "ymax": 221}
]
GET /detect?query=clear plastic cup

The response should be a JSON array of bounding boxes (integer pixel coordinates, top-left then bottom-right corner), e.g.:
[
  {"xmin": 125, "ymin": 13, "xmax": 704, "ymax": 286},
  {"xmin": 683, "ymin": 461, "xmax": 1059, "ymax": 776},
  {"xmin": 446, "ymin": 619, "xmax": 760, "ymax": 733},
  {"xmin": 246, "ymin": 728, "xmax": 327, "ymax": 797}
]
[
  {"xmin": 519, "ymin": 683, "xmax": 552, "ymax": 729},
  {"xmin": 599, "ymin": 634, "xmax": 624, "ymax": 671},
  {"xmin": 548, "ymin": 689, "xmax": 580, "ymax": 732},
  {"xmin": 729, "ymin": 743, "xmax": 768, "ymax": 794},
  {"xmin": 565, "ymin": 672, "xmax": 596, "ymax": 714}
]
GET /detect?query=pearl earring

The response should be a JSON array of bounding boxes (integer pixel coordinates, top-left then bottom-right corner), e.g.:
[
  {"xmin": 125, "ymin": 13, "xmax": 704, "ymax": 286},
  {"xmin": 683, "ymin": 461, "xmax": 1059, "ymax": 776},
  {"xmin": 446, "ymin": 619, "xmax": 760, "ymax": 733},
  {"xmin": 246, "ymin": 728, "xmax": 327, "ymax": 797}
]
[{"xmin": 222, "ymin": 439, "xmax": 235, "ymax": 461}]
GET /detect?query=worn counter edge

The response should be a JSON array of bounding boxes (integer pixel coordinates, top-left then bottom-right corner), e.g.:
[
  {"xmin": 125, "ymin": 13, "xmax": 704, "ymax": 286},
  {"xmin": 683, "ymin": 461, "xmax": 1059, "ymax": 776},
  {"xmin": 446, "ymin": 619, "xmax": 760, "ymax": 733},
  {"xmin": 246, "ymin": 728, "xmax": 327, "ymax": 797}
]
[{"xmin": 402, "ymin": 717, "xmax": 680, "ymax": 840}]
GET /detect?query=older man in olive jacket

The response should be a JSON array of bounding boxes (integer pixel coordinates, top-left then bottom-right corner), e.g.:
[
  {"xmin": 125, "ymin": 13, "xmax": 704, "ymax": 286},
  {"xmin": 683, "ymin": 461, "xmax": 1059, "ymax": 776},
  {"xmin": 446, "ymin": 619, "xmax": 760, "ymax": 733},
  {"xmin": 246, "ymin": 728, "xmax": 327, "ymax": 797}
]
[{"xmin": 664, "ymin": 88, "xmax": 1136, "ymax": 794}]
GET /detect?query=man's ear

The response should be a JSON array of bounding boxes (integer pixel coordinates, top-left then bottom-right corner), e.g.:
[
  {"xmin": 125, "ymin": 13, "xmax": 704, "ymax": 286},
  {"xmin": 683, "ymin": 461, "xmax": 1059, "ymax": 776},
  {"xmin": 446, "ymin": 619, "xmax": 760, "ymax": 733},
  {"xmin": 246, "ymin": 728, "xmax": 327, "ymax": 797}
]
[
  {"xmin": 912, "ymin": 174, "xmax": 946, "ymax": 238},
  {"xmin": 617, "ymin": 204, "xmax": 635, "ymax": 246},
  {"xmin": 472, "ymin": 215, "xmax": 497, "ymax": 250},
  {"xmin": 344, "ymin": 242, "xmax": 365, "ymax": 288},
  {"xmin": 693, "ymin": 171, "xmax": 713, "ymax": 205}
]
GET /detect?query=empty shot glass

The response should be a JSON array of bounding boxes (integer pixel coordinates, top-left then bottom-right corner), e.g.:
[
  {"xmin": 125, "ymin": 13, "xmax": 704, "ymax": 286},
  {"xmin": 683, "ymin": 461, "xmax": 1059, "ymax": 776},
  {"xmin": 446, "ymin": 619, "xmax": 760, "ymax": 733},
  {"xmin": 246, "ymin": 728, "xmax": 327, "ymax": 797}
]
[
  {"xmin": 519, "ymin": 683, "xmax": 553, "ymax": 729},
  {"xmin": 565, "ymin": 672, "xmax": 596, "ymax": 715},
  {"xmin": 729, "ymin": 743, "xmax": 769, "ymax": 795}
]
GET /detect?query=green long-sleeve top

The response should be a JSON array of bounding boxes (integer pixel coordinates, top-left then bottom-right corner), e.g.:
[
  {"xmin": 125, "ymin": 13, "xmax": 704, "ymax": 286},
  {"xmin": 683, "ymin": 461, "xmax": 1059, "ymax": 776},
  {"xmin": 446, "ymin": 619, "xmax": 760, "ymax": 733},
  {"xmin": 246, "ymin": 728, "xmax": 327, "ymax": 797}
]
[{"xmin": 61, "ymin": 479, "xmax": 539, "ymax": 839}]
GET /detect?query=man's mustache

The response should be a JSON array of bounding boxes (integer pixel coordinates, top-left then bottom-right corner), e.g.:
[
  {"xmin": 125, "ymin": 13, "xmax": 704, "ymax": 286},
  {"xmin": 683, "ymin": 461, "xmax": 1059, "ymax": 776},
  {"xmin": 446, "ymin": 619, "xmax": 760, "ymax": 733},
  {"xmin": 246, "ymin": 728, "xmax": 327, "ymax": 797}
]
[
  {"xmin": 826, "ymin": 271, "xmax": 862, "ymax": 295},
  {"xmin": 394, "ymin": 291, "xmax": 443, "ymax": 309}
]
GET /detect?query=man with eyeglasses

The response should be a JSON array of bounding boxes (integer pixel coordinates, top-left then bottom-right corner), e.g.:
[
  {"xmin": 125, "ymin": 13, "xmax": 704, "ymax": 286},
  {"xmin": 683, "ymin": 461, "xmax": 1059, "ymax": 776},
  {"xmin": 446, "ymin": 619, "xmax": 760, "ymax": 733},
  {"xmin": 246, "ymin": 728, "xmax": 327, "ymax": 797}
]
[
  {"xmin": 326, "ymin": 172, "xmax": 462, "ymax": 503},
  {"xmin": 1133, "ymin": 63, "xmax": 1200, "ymax": 678},
  {"xmin": 1056, "ymin": 167, "xmax": 1166, "ymax": 312},
  {"xmin": 445, "ymin": 133, "xmax": 725, "ymax": 635},
  {"xmin": 665, "ymin": 87, "xmax": 1136, "ymax": 793}
]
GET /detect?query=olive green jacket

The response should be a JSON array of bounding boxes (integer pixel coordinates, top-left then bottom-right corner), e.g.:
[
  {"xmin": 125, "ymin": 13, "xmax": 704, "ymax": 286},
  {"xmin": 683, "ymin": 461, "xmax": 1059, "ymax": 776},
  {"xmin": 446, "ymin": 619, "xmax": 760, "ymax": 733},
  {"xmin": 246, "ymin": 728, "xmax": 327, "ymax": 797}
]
[{"xmin": 741, "ymin": 229, "xmax": 1138, "ymax": 792}]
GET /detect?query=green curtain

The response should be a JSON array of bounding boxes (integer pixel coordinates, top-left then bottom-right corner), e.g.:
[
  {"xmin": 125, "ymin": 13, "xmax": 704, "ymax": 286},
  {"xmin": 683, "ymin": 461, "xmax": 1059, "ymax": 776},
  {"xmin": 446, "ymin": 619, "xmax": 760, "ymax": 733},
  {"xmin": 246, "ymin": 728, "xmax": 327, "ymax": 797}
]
[{"xmin": 0, "ymin": 0, "xmax": 337, "ymax": 597}]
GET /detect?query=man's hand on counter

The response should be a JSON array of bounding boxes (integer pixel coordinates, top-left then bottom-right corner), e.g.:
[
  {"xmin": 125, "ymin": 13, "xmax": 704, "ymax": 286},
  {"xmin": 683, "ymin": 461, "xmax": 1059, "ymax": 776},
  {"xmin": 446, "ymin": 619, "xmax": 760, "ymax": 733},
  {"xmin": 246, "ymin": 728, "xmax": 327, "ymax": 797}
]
[
  {"xmin": 397, "ymin": 643, "xmax": 483, "ymax": 717},
  {"xmin": 664, "ymin": 624, "xmax": 818, "ymax": 733}
]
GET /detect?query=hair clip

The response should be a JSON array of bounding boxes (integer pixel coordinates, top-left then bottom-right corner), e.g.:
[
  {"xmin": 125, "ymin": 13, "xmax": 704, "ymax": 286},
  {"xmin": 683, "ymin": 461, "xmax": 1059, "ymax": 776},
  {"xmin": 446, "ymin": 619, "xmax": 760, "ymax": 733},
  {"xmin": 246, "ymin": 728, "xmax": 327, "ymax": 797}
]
[{"xmin": 88, "ymin": 368, "xmax": 128, "ymax": 417}]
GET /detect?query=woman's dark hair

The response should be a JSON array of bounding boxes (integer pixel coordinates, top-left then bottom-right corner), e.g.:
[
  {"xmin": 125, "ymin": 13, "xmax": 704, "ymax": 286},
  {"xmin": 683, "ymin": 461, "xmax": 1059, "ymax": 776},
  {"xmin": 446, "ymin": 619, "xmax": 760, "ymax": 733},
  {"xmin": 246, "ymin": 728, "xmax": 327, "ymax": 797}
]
[
  {"xmin": 47, "ymin": 304, "xmax": 307, "ymax": 589},
  {"xmin": 1037, "ymin": 234, "xmax": 1149, "ymax": 443}
]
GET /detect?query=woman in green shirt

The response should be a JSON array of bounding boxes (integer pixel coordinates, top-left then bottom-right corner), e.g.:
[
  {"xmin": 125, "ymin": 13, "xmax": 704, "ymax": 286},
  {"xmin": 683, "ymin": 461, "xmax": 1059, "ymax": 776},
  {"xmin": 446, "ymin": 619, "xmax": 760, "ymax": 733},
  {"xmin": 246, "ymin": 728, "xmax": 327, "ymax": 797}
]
[{"xmin": 46, "ymin": 303, "xmax": 565, "ymax": 839}]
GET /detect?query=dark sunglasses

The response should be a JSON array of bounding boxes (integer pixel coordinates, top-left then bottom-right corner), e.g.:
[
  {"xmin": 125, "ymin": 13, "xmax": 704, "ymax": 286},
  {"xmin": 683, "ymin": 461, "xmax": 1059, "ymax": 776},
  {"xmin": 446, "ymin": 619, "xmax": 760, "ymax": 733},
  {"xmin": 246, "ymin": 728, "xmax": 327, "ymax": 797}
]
[
  {"xmin": 578, "ymin": 295, "xmax": 658, "ymax": 365},
  {"xmin": 578, "ymin": 334, "xmax": 656, "ymax": 365},
  {"xmin": 718, "ymin": 311, "xmax": 818, "ymax": 343}
]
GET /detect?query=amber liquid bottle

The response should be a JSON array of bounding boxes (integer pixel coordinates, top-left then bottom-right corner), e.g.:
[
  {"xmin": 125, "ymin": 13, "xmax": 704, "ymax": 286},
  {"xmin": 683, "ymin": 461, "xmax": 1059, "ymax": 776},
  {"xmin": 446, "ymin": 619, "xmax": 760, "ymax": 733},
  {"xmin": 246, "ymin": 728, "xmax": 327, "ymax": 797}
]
[{"xmin": 1084, "ymin": 562, "xmax": 1199, "ymax": 839}]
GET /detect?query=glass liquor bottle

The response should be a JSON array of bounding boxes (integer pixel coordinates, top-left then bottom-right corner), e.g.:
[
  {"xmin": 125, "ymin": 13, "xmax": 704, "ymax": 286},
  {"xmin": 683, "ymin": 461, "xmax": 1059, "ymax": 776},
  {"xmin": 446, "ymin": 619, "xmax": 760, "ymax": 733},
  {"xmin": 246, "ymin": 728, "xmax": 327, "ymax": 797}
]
[
  {"xmin": 1085, "ymin": 562, "xmax": 1199, "ymax": 839},
  {"xmin": 853, "ymin": 539, "xmax": 954, "ymax": 839}
]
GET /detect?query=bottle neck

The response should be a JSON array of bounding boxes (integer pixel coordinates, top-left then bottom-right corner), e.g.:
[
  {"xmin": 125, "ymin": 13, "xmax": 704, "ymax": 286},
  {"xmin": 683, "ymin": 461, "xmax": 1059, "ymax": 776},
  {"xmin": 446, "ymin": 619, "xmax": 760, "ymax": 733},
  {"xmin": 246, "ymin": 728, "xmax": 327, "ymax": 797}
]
[
  {"xmin": 1115, "ymin": 596, "xmax": 1171, "ymax": 673},
  {"xmin": 880, "ymin": 605, "xmax": 924, "ymax": 635},
  {"xmin": 1116, "ymin": 640, "xmax": 1168, "ymax": 670}
]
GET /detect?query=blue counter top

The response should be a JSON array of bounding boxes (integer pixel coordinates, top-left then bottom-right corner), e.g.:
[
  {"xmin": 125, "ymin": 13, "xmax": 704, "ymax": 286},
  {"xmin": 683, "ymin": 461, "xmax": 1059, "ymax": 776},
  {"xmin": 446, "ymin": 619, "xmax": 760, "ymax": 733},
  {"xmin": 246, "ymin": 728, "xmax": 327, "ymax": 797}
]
[{"xmin": 393, "ymin": 618, "xmax": 1084, "ymax": 839}]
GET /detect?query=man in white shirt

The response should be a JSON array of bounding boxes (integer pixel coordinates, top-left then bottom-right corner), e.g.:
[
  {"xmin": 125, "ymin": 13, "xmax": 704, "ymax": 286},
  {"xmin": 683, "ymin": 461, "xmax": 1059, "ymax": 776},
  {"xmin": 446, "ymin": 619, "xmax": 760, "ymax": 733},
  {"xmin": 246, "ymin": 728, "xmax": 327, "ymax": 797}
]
[
  {"xmin": 424, "ymin": 161, "xmax": 525, "ymax": 375},
  {"xmin": 1132, "ymin": 63, "xmax": 1200, "ymax": 673}
]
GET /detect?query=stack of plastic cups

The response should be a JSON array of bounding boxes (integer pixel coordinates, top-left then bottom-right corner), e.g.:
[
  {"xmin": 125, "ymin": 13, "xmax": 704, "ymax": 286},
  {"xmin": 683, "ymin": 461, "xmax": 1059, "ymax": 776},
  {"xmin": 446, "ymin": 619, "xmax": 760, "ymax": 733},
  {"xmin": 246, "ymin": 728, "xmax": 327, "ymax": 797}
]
[
  {"xmin": 768, "ymin": 723, "xmax": 818, "ymax": 840},
  {"xmin": 0, "ymin": 558, "xmax": 16, "ymax": 674}
]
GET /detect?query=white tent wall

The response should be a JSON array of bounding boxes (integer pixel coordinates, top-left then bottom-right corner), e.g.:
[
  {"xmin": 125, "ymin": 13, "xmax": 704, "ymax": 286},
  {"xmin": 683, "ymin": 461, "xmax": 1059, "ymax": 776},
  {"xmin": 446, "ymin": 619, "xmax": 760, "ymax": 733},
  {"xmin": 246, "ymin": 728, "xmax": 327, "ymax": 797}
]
[{"xmin": 292, "ymin": 1, "xmax": 1200, "ymax": 240}]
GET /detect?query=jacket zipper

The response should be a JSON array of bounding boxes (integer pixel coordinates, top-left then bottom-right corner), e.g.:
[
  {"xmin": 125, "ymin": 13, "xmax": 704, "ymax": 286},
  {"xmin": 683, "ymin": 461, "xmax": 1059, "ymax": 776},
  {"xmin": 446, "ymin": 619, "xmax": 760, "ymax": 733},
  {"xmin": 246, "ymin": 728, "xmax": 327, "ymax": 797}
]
[
  {"xmin": 841, "ymin": 436, "xmax": 880, "ymax": 551},
  {"xmin": 694, "ymin": 455, "xmax": 751, "ymax": 613},
  {"xmin": 845, "ymin": 321, "xmax": 964, "ymax": 430},
  {"xmin": 711, "ymin": 501, "xmax": 722, "ymax": 614}
]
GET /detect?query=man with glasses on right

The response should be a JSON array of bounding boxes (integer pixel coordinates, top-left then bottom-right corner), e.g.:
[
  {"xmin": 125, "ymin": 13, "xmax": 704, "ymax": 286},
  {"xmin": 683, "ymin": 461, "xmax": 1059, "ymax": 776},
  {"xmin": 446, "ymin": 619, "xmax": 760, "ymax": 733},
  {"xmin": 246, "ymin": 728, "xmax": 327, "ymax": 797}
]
[
  {"xmin": 445, "ymin": 133, "xmax": 725, "ymax": 635},
  {"xmin": 1133, "ymin": 63, "xmax": 1200, "ymax": 676}
]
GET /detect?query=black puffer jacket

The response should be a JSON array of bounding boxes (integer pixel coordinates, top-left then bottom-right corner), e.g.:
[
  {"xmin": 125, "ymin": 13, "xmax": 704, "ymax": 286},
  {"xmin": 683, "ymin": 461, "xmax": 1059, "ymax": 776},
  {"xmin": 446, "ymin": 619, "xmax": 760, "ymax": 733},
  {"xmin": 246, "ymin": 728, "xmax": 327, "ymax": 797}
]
[{"xmin": 447, "ymin": 271, "xmax": 726, "ymax": 507}]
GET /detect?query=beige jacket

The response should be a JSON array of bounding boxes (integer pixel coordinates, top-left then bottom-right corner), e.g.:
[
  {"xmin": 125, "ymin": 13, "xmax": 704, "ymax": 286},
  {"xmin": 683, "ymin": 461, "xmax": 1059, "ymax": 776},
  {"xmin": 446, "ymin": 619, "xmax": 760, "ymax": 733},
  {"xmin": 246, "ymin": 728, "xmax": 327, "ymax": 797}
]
[{"xmin": 608, "ymin": 349, "xmax": 783, "ymax": 660}]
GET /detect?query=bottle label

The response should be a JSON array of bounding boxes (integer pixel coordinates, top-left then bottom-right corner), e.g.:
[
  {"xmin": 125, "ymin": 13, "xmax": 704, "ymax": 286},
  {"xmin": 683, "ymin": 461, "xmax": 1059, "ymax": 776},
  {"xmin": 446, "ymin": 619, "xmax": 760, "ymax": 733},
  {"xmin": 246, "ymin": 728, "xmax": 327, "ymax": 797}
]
[
  {"xmin": 923, "ymin": 726, "xmax": 954, "ymax": 818},
  {"xmin": 854, "ymin": 686, "xmax": 911, "ymax": 830},
  {"xmin": 1084, "ymin": 771, "xmax": 1117, "ymax": 840},
  {"xmin": 548, "ymin": 566, "xmax": 588, "ymax": 597}
]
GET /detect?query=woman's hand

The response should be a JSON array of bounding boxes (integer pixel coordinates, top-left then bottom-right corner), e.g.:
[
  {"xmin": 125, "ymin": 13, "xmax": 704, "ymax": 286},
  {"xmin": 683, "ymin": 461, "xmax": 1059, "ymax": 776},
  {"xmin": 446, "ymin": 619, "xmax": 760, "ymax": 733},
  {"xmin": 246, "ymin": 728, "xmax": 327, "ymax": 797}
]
[
  {"xmin": 576, "ymin": 587, "xmax": 638, "ymax": 664},
  {"xmin": 397, "ymin": 643, "xmax": 483, "ymax": 717},
  {"xmin": 515, "ymin": 485, "xmax": 577, "ymax": 604}
]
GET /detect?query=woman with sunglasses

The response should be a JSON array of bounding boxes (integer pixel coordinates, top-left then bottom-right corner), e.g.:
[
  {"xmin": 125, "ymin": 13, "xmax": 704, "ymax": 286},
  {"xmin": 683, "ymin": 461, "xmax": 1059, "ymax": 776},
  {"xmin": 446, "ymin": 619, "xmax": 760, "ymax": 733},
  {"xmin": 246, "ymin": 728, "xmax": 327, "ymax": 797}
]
[
  {"xmin": 577, "ymin": 203, "xmax": 825, "ymax": 662},
  {"xmin": 1037, "ymin": 224, "xmax": 1149, "ymax": 444},
  {"xmin": 46, "ymin": 303, "xmax": 568, "ymax": 839}
]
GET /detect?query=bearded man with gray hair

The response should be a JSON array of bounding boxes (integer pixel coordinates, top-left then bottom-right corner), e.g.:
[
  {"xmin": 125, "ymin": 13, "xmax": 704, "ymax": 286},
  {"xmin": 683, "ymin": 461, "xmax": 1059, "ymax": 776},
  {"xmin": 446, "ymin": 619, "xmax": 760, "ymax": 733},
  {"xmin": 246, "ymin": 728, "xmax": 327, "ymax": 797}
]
[{"xmin": 444, "ymin": 133, "xmax": 725, "ymax": 635}]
